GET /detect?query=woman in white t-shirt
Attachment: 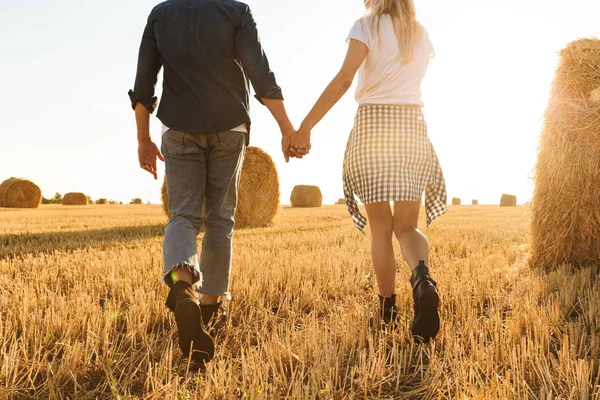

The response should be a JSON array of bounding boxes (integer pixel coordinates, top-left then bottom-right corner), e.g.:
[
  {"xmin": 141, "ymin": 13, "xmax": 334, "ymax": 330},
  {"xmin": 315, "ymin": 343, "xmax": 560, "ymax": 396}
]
[{"xmin": 289, "ymin": 0, "xmax": 447, "ymax": 342}]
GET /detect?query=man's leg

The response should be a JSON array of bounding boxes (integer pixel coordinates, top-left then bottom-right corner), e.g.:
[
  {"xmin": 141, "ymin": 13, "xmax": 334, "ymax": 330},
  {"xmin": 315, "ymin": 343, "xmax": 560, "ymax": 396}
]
[
  {"xmin": 198, "ymin": 131, "xmax": 246, "ymax": 306},
  {"xmin": 162, "ymin": 130, "xmax": 206, "ymax": 286},
  {"xmin": 161, "ymin": 129, "xmax": 214, "ymax": 365}
]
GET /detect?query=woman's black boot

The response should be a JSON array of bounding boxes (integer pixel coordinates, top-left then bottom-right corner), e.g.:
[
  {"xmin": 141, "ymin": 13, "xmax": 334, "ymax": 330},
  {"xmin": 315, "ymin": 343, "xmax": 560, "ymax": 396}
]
[
  {"xmin": 410, "ymin": 261, "xmax": 440, "ymax": 342},
  {"xmin": 379, "ymin": 294, "xmax": 399, "ymax": 327}
]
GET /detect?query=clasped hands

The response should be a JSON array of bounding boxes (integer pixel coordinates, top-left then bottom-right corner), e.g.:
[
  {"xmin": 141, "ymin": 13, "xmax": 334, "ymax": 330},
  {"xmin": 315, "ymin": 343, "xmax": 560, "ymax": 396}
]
[{"xmin": 281, "ymin": 126, "xmax": 311, "ymax": 163}]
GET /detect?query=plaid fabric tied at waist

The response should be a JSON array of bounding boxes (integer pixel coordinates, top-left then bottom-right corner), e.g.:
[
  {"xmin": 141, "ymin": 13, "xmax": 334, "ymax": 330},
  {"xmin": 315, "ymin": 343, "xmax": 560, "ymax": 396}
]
[{"xmin": 342, "ymin": 104, "xmax": 448, "ymax": 232}]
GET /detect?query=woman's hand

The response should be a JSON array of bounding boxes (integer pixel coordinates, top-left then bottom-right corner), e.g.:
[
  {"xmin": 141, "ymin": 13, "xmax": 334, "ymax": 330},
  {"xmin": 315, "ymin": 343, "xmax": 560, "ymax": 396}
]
[{"xmin": 288, "ymin": 126, "xmax": 312, "ymax": 158}]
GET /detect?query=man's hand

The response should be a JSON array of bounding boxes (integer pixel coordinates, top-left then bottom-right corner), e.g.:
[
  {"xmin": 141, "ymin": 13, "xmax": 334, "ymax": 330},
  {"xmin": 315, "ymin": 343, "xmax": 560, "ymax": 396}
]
[
  {"xmin": 287, "ymin": 126, "xmax": 312, "ymax": 159},
  {"xmin": 281, "ymin": 133, "xmax": 294, "ymax": 163},
  {"xmin": 283, "ymin": 131, "xmax": 311, "ymax": 161},
  {"xmin": 138, "ymin": 140, "xmax": 165, "ymax": 180}
]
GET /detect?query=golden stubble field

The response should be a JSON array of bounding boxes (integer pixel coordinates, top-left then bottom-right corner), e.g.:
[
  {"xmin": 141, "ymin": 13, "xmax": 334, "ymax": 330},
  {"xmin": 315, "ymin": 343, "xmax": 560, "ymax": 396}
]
[{"xmin": 0, "ymin": 205, "xmax": 598, "ymax": 399}]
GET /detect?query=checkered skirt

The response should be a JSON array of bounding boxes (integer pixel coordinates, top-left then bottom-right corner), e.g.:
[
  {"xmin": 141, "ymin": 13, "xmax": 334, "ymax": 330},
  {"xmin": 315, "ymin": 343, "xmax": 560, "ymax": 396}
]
[{"xmin": 342, "ymin": 104, "xmax": 448, "ymax": 232}]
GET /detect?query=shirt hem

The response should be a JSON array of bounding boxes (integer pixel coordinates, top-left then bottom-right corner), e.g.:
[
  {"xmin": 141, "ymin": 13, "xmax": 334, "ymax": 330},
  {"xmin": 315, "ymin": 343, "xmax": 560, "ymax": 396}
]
[
  {"xmin": 157, "ymin": 117, "xmax": 251, "ymax": 135},
  {"xmin": 358, "ymin": 102, "xmax": 424, "ymax": 108}
]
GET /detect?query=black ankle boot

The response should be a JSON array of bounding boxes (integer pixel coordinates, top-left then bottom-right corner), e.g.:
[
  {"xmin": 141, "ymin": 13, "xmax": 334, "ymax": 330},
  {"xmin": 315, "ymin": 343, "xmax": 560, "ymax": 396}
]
[
  {"xmin": 200, "ymin": 302, "xmax": 227, "ymax": 337},
  {"xmin": 165, "ymin": 282, "xmax": 215, "ymax": 365},
  {"xmin": 410, "ymin": 261, "xmax": 440, "ymax": 343},
  {"xmin": 378, "ymin": 294, "xmax": 399, "ymax": 327}
]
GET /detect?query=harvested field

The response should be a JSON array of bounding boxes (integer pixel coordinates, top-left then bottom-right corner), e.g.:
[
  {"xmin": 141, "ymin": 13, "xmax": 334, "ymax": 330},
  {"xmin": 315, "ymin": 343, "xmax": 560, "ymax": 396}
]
[{"xmin": 0, "ymin": 205, "xmax": 598, "ymax": 399}]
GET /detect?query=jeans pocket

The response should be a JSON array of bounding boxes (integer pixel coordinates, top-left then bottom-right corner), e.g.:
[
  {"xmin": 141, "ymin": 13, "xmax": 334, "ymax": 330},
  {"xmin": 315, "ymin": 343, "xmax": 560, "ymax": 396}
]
[
  {"xmin": 212, "ymin": 131, "xmax": 246, "ymax": 153},
  {"xmin": 161, "ymin": 129, "xmax": 188, "ymax": 157}
]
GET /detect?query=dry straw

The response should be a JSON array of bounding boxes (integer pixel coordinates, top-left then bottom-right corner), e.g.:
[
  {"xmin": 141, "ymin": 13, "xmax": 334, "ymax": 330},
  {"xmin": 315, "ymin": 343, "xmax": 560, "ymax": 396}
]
[
  {"xmin": 452, "ymin": 198, "xmax": 461, "ymax": 206},
  {"xmin": 63, "ymin": 193, "xmax": 88, "ymax": 206},
  {"xmin": 500, "ymin": 194, "xmax": 517, "ymax": 207},
  {"xmin": 472, "ymin": 200, "xmax": 479, "ymax": 205},
  {"xmin": 531, "ymin": 38, "xmax": 600, "ymax": 270},
  {"xmin": 0, "ymin": 178, "xmax": 42, "ymax": 209},
  {"xmin": 290, "ymin": 185, "xmax": 323, "ymax": 208},
  {"xmin": 161, "ymin": 146, "xmax": 280, "ymax": 228}
]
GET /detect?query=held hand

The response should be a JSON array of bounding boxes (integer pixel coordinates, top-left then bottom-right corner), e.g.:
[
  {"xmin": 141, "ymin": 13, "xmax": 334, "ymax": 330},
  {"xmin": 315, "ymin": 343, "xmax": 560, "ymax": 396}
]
[
  {"xmin": 288, "ymin": 126, "xmax": 312, "ymax": 159},
  {"xmin": 138, "ymin": 140, "xmax": 165, "ymax": 180},
  {"xmin": 281, "ymin": 129, "xmax": 295, "ymax": 163}
]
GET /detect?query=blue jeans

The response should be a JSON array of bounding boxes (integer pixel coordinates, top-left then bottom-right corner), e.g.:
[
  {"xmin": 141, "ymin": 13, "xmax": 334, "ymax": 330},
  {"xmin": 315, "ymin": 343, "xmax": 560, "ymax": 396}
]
[{"xmin": 161, "ymin": 129, "xmax": 246, "ymax": 298}]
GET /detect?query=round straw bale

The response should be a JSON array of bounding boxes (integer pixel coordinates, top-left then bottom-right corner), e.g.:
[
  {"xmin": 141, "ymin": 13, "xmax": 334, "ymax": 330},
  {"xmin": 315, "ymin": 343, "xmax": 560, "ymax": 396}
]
[
  {"xmin": 161, "ymin": 179, "xmax": 169, "ymax": 216},
  {"xmin": 591, "ymin": 87, "xmax": 600, "ymax": 103},
  {"xmin": 531, "ymin": 38, "xmax": 600, "ymax": 270},
  {"xmin": 0, "ymin": 178, "xmax": 42, "ymax": 209},
  {"xmin": 451, "ymin": 198, "xmax": 461, "ymax": 206},
  {"xmin": 336, "ymin": 198, "xmax": 346, "ymax": 205},
  {"xmin": 290, "ymin": 185, "xmax": 322, "ymax": 208},
  {"xmin": 97, "ymin": 199, "xmax": 107, "ymax": 205},
  {"xmin": 161, "ymin": 146, "xmax": 280, "ymax": 228},
  {"xmin": 63, "ymin": 192, "xmax": 88, "ymax": 206},
  {"xmin": 131, "ymin": 198, "xmax": 143, "ymax": 205},
  {"xmin": 472, "ymin": 200, "xmax": 479, "ymax": 205},
  {"xmin": 500, "ymin": 194, "xmax": 517, "ymax": 207}
]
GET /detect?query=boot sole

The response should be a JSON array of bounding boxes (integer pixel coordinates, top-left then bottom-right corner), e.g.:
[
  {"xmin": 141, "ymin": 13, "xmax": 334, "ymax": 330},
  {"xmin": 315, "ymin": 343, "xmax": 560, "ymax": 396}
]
[
  {"xmin": 411, "ymin": 290, "xmax": 440, "ymax": 343},
  {"xmin": 175, "ymin": 298, "xmax": 215, "ymax": 365}
]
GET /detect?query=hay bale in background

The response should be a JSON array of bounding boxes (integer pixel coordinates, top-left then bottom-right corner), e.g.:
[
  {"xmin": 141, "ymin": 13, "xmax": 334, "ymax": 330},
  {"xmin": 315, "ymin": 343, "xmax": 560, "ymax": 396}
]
[
  {"xmin": 472, "ymin": 200, "xmax": 479, "ymax": 205},
  {"xmin": 161, "ymin": 180, "xmax": 169, "ymax": 216},
  {"xmin": 236, "ymin": 147, "xmax": 280, "ymax": 227},
  {"xmin": 291, "ymin": 185, "xmax": 322, "ymax": 208},
  {"xmin": 131, "ymin": 198, "xmax": 143, "ymax": 205},
  {"xmin": 591, "ymin": 87, "xmax": 600, "ymax": 103},
  {"xmin": 97, "ymin": 199, "xmax": 107, "ymax": 205},
  {"xmin": 63, "ymin": 193, "xmax": 88, "ymax": 206},
  {"xmin": 452, "ymin": 198, "xmax": 461, "ymax": 206},
  {"xmin": 336, "ymin": 198, "xmax": 346, "ymax": 205},
  {"xmin": 0, "ymin": 178, "xmax": 42, "ymax": 209},
  {"xmin": 161, "ymin": 146, "xmax": 280, "ymax": 228},
  {"xmin": 500, "ymin": 194, "xmax": 517, "ymax": 207},
  {"xmin": 531, "ymin": 38, "xmax": 600, "ymax": 270}
]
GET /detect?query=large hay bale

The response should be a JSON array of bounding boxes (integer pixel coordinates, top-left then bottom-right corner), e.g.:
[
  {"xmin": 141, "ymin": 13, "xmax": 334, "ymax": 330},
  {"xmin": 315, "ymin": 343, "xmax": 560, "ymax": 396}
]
[
  {"xmin": 290, "ymin": 185, "xmax": 322, "ymax": 208},
  {"xmin": 500, "ymin": 194, "xmax": 517, "ymax": 207},
  {"xmin": 452, "ymin": 198, "xmax": 461, "ymax": 206},
  {"xmin": 161, "ymin": 146, "xmax": 280, "ymax": 228},
  {"xmin": 63, "ymin": 192, "xmax": 88, "ymax": 206},
  {"xmin": 0, "ymin": 178, "xmax": 42, "ymax": 209},
  {"xmin": 97, "ymin": 199, "xmax": 108, "ymax": 205},
  {"xmin": 336, "ymin": 198, "xmax": 346, "ymax": 205},
  {"xmin": 531, "ymin": 38, "xmax": 600, "ymax": 270},
  {"xmin": 472, "ymin": 200, "xmax": 479, "ymax": 205},
  {"xmin": 131, "ymin": 198, "xmax": 143, "ymax": 205}
]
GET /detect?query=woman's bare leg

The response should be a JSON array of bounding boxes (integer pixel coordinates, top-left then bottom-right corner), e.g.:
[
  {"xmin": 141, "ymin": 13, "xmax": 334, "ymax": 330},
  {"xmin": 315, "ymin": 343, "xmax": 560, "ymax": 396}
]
[
  {"xmin": 393, "ymin": 201, "xmax": 439, "ymax": 342},
  {"xmin": 364, "ymin": 202, "xmax": 396, "ymax": 297},
  {"xmin": 393, "ymin": 201, "xmax": 429, "ymax": 270}
]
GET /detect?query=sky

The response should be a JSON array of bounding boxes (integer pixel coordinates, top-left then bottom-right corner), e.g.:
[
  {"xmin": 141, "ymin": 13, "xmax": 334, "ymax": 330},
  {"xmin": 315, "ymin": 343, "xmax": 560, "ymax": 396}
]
[{"xmin": 0, "ymin": 0, "xmax": 598, "ymax": 205}]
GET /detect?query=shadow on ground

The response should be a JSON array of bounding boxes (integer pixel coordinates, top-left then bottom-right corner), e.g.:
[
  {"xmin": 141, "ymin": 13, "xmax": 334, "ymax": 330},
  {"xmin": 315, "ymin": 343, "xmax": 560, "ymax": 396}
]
[{"xmin": 0, "ymin": 224, "xmax": 166, "ymax": 260}]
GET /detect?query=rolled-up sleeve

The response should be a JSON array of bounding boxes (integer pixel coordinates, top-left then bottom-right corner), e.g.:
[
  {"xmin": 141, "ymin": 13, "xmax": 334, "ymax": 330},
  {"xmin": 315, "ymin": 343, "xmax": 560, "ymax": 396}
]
[
  {"xmin": 235, "ymin": 6, "xmax": 283, "ymax": 105},
  {"xmin": 128, "ymin": 10, "xmax": 162, "ymax": 113}
]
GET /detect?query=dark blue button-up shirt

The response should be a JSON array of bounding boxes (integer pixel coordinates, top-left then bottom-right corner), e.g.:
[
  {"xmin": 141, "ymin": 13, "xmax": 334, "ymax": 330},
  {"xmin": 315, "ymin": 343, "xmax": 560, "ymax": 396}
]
[{"xmin": 128, "ymin": 0, "xmax": 283, "ymax": 133}]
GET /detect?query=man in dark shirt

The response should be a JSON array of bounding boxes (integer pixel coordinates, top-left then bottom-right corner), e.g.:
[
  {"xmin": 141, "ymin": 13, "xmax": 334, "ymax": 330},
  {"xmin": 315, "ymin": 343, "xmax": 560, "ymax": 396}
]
[{"xmin": 129, "ymin": 0, "xmax": 306, "ymax": 366}]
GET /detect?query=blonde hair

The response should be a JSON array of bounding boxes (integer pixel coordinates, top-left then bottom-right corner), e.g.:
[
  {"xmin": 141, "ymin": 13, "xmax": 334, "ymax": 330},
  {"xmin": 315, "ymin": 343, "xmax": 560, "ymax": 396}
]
[{"xmin": 366, "ymin": 0, "xmax": 423, "ymax": 62}]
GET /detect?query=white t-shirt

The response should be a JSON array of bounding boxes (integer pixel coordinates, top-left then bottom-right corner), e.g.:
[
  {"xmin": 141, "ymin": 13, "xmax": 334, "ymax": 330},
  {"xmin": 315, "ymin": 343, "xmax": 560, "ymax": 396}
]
[{"xmin": 347, "ymin": 15, "xmax": 434, "ymax": 106}]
